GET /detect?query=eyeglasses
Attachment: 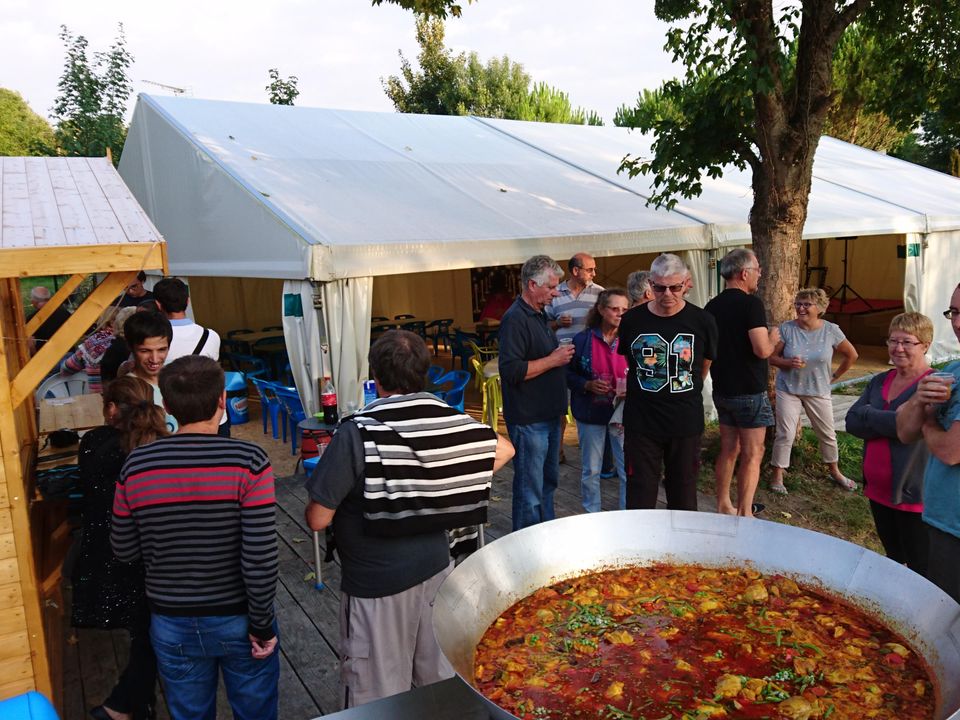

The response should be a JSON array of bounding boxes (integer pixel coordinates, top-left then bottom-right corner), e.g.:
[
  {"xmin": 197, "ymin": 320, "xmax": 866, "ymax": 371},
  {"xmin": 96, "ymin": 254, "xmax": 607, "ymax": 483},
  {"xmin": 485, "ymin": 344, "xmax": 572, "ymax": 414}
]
[
  {"xmin": 885, "ymin": 338, "xmax": 924, "ymax": 348},
  {"xmin": 745, "ymin": 265, "xmax": 761, "ymax": 274},
  {"xmin": 794, "ymin": 302, "xmax": 815, "ymax": 309},
  {"xmin": 944, "ymin": 309, "xmax": 960, "ymax": 319},
  {"xmin": 651, "ymin": 283, "xmax": 686, "ymax": 294}
]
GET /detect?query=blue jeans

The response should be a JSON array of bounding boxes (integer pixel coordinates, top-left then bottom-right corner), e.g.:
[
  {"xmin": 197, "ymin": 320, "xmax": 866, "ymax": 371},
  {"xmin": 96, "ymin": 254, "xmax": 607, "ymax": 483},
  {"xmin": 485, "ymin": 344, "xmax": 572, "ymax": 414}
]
[
  {"xmin": 507, "ymin": 420, "xmax": 560, "ymax": 531},
  {"xmin": 576, "ymin": 421, "xmax": 626, "ymax": 512},
  {"xmin": 150, "ymin": 614, "xmax": 279, "ymax": 720}
]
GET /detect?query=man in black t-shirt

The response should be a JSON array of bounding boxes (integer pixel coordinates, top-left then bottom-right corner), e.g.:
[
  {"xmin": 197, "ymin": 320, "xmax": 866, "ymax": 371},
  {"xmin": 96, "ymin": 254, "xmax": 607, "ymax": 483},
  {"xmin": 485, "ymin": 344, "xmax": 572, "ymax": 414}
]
[
  {"xmin": 618, "ymin": 254, "xmax": 718, "ymax": 510},
  {"xmin": 26, "ymin": 285, "xmax": 72, "ymax": 355},
  {"xmin": 705, "ymin": 249, "xmax": 780, "ymax": 517}
]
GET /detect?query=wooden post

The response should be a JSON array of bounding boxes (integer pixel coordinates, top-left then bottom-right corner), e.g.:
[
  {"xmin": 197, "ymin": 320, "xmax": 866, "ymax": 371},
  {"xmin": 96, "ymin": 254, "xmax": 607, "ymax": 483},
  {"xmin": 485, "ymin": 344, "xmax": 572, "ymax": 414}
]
[{"xmin": 10, "ymin": 271, "xmax": 136, "ymax": 410}]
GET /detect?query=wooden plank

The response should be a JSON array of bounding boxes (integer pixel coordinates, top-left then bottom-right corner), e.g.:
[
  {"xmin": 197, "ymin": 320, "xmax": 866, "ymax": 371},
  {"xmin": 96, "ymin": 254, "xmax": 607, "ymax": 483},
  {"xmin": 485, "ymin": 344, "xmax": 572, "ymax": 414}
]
[
  {"xmin": 0, "ymin": 653, "xmax": 35, "ymax": 685},
  {"xmin": 0, "ymin": 481, "xmax": 7, "ymax": 508},
  {"xmin": 0, "ymin": 557, "xmax": 19, "ymax": 586},
  {"xmin": 68, "ymin": 159, "xmax": 127, "ymax": 245},
  {"xmin": 277, "ymin": 630, "xmax": 325, "ymax": 719},
  {"xmin": 47, "ymin": 160, "xmax": 97, "ymax": 246},
  {"xmin": 25, "ymin": 158, "xmax": 68, "ymax": 247},
  {"xmin": 0, "ymin": 604, "xmax": 26, "ymax": 636},
  {"xmin": 0, "ymin": 531, "xmax": 15, "ymax": 561},
  {"xmin": 0, "ymin": 157, "xmax": 33, "ymax": 249},
  {"xmin": 0, "ymin": 242, "xmax": 164, "ymax": 279},
  {"xmin": 0, "ymin": 281, "xmax": 49, "ymax": 698},
  {"xmin": 61, "ymin": 608, "xmax": 84, "ymax": 720},
  {"xmin": 88, "ymin": 158, "xmax": 162, "ymax": 245},
  {"xmin": 0, "ymin": 580, "xmax": 24, "ymax": 611},
  {"xmin": 38, "ymin": 394, "xmax": 104, "ymax": 434},
  {"xmin": 0, "ymin": 630, "xmax": 31, "ymax": 663},
  {"xmin": 10, "ymin": 270, "xmax": 135, "ymax": 409},
  {"xmin": 24, "ymin": 274, "xmax": 86, "ymax": 336},
  {"xmin": 0, "ymin": 508, "xmax": 10, "ymax": 535},
  {"xmin": 0, "ymin": 675, "xmax": 35, "ymax": 698}
]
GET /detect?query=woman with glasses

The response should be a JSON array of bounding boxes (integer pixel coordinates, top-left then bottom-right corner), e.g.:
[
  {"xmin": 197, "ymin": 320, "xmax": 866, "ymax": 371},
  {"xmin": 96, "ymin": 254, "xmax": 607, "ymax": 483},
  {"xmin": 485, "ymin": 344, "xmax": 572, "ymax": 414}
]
[
  {"xmin": 844, "ymin": 313, "xmax": 934, "ymax": 574},
  {"xmin": 568, "ymin": 288, "xmax": 630, "ymax": 512},
  {"xmin": 769, "ymin": 288, "xmax": 859, "ymax": 494}
]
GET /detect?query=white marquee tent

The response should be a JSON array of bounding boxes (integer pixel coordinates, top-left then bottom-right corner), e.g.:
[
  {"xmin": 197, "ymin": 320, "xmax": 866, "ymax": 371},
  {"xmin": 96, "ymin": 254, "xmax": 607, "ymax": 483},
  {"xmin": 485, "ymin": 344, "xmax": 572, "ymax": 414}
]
[{"xmin": 119, "ymin": 94, "xmax": 960, "ymax": 413}]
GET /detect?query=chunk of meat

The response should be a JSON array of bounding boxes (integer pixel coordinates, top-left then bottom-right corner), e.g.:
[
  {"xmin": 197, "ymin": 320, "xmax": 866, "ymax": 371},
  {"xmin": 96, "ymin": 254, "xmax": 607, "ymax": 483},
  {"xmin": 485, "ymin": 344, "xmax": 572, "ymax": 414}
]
[
  {"xmin": 778, "ymin": 695, "xmax": 813, "ymax": 720},
  {"xmin": 743, "ymin": 582, "xmax": 769, "ymax": 603},
  {"xmin": 715, "ymin": 674, "xmax": 743, "ymax": 698}
]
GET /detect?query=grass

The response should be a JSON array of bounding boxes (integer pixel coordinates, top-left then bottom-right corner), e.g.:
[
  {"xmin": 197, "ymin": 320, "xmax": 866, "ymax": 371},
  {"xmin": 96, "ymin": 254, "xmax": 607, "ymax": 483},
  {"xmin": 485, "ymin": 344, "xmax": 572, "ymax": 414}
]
[
  {"xmin": 697, "ymin": 423, "xmax": 882, "ymax": 554},
  {"xmin": 20, "ymin": 275, "xmax": 97, "ymax": 313}
]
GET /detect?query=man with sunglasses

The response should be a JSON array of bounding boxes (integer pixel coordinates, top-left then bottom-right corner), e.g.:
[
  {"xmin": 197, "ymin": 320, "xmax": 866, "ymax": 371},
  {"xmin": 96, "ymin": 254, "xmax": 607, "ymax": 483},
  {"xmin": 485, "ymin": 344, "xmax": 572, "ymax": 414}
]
[
  {"xmin": 618, "ymin": 253, "xmax": 718, "ymax": 510},
  {"xmin": 897, "ymin": 284, "xmax": 960, "ymax": 602},
  {"xmin": 705, "ymin": 249, "xmax": 779, "ymax": 518}
]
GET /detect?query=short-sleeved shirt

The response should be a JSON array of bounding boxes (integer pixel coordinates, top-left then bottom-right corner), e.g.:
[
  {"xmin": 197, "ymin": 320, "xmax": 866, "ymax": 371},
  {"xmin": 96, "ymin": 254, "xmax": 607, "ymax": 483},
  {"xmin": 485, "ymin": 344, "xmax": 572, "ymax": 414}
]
[
  {"xmin": 705, "ymin": 288, "xmax": 769, "ymax": 397},
  {"xmin": 922, "ymin": 361, "xmax": 960, "ymax": 539},
  {"xmin": 775, "ymin": 320, "xmax": 846, "ymax": 397},
  {"xmin": 305, "ymin": 421, "xmax": 451, "ymax": 598},
  {"xmin": 499, "ymin": 297, "xmax": 568, "ymax": 426},
  {"xmin": 546, "ymin": 282, "xmax": 604, "ymax": 343},
  {"xmin": 617, "ymin": 302, "xmax": 718, "ymax": 438}
]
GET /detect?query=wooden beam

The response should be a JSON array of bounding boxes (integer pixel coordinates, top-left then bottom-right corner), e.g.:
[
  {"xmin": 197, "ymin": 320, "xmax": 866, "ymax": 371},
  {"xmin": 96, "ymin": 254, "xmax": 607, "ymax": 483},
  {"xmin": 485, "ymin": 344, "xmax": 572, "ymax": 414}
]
[
  {"xmin": 0, "ymin": 283, "xmax": 50, "ymax": 698},
  {"xmin": 10, "ymin": 271, "xmax": 135, "ymax": 409},
  {"xmin": 23, "ymin": 275, "xmax": 86, "ymax": 336},
  {"xmin": 0, "ymin": 241, "xmax": 165, "ymax": 279}
]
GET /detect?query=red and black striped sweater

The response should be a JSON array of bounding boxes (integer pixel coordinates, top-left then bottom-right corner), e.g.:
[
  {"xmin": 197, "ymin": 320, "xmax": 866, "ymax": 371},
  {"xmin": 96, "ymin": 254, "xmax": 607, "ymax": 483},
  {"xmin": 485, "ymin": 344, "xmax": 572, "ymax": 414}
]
[{"xmin": 111, "ymin": 433, "xmax": 278, "ymax": 639}]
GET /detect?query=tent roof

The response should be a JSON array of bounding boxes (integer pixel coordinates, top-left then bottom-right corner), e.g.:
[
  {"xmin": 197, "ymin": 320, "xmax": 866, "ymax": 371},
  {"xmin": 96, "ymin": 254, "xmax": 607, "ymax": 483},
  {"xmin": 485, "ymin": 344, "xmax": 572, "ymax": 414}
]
[
  {"xmin": 119, "ymin": 94, "xmax": 960, "ymax": 281},
  {"xmin": 0, "ymin": 156, "xmax": 166, "ymax": 278}
]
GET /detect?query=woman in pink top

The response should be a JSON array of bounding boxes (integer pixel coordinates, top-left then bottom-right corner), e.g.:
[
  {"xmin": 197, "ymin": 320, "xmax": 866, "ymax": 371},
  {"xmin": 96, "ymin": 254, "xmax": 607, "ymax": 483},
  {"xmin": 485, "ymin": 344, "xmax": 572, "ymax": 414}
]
[{"xmin": 845, "ymin": 313, "xmax": 934, "ymax": 575}]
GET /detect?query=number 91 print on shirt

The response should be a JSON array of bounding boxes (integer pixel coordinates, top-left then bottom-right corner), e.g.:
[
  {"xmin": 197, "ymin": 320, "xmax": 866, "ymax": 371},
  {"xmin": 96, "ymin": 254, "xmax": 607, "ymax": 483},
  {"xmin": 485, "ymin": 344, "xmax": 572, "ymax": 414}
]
[{"xmin": 631, "ymin": 333, "xmax": 696, "ymax": 393}]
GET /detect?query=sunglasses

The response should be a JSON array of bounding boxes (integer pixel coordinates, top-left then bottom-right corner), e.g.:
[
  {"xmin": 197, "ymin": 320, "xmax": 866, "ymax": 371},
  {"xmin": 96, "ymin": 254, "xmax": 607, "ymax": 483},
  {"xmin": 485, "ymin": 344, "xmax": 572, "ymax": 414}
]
[{"xmin": 651, "ymin": 283, "xmax": 685, "ymax": 294}]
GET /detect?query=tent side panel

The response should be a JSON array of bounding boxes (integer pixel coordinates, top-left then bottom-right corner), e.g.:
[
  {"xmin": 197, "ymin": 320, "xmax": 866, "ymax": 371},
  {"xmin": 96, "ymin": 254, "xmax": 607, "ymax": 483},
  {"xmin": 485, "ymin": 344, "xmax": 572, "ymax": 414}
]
[{"xmin": 187, "ymin": 277, "xmax": 287, "ymax": 338}]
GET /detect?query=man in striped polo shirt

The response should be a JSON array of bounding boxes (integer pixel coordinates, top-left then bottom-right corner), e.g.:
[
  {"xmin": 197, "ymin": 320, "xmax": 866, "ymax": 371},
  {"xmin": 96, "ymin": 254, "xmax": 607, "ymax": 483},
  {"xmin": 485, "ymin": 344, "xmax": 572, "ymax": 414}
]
[
  {"xmin": 112, "ymin": 356, "xmax": 279, "ymax": 720},
  {"xmin": 306, "ymin": 331, "xmax": 514, "ymax": 709}
]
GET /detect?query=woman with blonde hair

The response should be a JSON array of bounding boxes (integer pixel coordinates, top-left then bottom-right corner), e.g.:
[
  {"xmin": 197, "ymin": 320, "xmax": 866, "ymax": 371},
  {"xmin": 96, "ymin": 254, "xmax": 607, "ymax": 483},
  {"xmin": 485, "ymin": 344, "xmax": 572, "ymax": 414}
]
[
  {"xmin": 769, "ymin": 288, "xmax": 859, "ymax": 494},
  {"xmin": 845, "ymin": 313, "xmax": 934, "ymax": 574},
  {"xmin": 71, "ymin": 376, "xmax": 169, "ymax": 720}
]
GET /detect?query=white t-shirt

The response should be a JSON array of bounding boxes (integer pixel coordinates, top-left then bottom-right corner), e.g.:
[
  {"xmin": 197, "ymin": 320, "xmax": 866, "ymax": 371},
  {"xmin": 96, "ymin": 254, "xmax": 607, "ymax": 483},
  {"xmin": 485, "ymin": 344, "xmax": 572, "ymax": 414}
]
[{"xmin": 166, "ymin": 319, "xmax": 226, "ymax": 425}]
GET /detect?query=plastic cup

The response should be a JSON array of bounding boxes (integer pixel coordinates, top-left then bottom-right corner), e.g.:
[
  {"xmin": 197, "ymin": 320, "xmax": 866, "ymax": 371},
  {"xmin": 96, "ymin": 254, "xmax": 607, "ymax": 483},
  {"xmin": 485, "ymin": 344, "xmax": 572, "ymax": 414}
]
[
  {"xmin": 616, "ymin": 377, "xmax": 627, "ymax": 395},
  {"xmin": 931, "ymin": 371, "xmax": 956, "ymax": 390},
  {"xmin": 558, "ymin": 337, "xmax": 573, "ymax": 347}
]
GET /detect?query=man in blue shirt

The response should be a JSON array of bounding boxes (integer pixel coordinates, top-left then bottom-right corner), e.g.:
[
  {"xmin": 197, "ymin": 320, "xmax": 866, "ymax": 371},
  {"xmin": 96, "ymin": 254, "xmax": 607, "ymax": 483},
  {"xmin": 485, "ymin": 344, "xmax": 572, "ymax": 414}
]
[
  {"xmin": 897, "ymin": 282, "xmax": 960, "ymax": 602},
  {"xmin": 499, "ymin": 255, "xmax": 575, "ymax": 530}
]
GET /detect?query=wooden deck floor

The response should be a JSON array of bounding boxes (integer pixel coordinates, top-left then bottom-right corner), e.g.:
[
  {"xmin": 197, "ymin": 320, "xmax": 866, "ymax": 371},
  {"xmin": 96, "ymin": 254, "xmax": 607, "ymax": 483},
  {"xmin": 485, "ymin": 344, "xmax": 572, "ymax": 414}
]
[{"xmin": 62, "ymin": 430, "xmax": 704, "ymax": 719}]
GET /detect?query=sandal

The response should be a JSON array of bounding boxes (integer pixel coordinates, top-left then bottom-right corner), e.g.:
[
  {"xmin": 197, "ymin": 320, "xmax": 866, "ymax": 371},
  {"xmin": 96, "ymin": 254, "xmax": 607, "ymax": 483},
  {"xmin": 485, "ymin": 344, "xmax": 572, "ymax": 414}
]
[
  {"xmin": 751, "ymin": 503, "xmax": 766, "ymax": 516},
  {"xmin": 769, "ymin": 480, "xmax": 788, "ymax": 495},
  {"xmin": 831, "ymin": 475, "xmax": 857, "ymax": 491}
]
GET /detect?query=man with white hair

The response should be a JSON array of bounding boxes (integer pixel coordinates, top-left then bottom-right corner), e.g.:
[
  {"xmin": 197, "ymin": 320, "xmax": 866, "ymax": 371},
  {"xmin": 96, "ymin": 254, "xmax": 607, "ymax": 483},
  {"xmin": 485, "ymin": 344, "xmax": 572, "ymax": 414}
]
[
  {"xmin": 27, "ymin": 285, "xmax": 72, "ymax": 355},
  {"xmin": 618, "ymin": 253, "xmax": 718, "ymax": 510},
  {"xmin": 499, "ymin": 255, "xmax": 575, "ymax": 530}
]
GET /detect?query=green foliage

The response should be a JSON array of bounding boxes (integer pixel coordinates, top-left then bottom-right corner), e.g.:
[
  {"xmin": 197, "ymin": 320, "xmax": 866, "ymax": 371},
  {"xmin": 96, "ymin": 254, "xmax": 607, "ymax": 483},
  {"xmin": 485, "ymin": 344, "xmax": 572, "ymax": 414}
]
[
  {"xmin": 50, "ymin": 24, "xmax": 133, "ymax": 164},
  {"xmin": 891, "ymin": 108, "xmax": 960, "ymax": 176},
  {"xmin": 0, "ymin": 89, "xmax": 56, "ymax": 156},
  {"xmin": 370, "ymin": 0, "xmax": 470, "ymax": 19},
  {"xmin": 266, "ymin": 68, "xmax": 300, "ymax": 106},
  {"xmin": 383, "ymin": 17, "xmax": 602, "ymax": 125}
]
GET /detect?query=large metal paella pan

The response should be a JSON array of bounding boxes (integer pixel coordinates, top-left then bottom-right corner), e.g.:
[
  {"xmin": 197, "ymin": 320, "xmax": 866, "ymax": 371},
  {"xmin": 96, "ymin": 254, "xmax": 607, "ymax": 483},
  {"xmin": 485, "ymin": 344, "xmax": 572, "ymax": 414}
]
[{"xmin": 433, "ymin": 510, "xmax": 960, "ymax": 719}]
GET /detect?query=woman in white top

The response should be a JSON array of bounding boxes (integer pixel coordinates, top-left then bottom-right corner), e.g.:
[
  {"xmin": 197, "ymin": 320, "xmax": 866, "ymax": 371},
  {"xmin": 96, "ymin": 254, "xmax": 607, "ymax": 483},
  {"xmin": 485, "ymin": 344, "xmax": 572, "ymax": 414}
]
[{"xmin": 768, "ymin": 288, "xmax": 859, "ymax": 494}]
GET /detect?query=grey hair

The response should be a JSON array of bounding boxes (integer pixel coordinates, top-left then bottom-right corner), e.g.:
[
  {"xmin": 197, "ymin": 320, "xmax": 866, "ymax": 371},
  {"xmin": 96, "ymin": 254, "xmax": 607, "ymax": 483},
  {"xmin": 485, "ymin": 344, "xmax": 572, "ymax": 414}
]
[
  {"xmin": 30, "ymin": 286, "xmax": 52, "ymax": 300},
  {"xmin": 650, "ymin": 253, "xmax": 689, "ymax": 280},
  {"xmin": 719, "ymin": 248, "xmax": 757, "ymax": 280},
  {"xmin": 113, "ymin": 306, "xmax": 138, "ymax": 336},
  {"xmin": 521, "ymin": 255, "xmax": 564, "ymax": 287},
  {"xmin": 626, "ymin": 271, "xmax": 652, "ymax": 304}
]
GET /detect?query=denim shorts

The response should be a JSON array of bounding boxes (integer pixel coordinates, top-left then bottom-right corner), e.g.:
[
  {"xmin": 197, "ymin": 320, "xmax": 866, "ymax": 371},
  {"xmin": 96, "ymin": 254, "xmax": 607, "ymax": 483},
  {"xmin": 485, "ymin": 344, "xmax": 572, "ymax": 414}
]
[{"xmin": 713, "ymin": 393, "xmax": 774, "ymax": 429}]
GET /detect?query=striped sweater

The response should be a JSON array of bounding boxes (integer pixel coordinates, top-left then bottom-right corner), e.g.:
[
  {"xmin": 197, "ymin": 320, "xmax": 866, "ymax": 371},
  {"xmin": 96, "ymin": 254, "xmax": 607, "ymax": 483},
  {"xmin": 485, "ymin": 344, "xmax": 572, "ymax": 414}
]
[
  {"xmin": 352, "ymin": 393, "xmax": 497, "ymax": 537},
  {"xmin": 111, "ymin": 433, "xmax": 278, "ymax": 639}
]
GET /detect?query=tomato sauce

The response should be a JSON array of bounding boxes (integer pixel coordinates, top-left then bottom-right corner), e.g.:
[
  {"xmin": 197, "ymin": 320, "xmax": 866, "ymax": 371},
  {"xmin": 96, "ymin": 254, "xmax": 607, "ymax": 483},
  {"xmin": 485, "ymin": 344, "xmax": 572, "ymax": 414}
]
[{"xmin": 474, "ymin": 564, "xmax": 936, "ymax": 719}]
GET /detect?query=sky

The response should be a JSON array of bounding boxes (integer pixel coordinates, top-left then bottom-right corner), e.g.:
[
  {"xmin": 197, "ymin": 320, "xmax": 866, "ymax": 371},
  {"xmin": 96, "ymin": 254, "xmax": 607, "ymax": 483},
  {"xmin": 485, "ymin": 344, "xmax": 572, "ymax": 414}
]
[{"xmin": 0, "ymin": 0, "xmax": 681, "ymax": 125}]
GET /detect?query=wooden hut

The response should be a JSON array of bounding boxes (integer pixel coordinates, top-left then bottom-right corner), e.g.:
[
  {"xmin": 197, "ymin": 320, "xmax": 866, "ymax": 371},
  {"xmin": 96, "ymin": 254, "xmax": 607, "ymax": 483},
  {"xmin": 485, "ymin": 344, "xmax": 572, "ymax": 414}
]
[{"xmin": 0, "ymin": 157, "xmax": 166, "ymax": 709}]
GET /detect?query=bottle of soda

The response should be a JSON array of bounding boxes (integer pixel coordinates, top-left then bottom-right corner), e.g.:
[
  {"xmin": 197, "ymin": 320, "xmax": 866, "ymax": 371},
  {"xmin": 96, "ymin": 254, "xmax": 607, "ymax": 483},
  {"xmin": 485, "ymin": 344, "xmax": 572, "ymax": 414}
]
[{"xmin": 320, "ymin": 377, "xmax": 339, "ymax": 425}]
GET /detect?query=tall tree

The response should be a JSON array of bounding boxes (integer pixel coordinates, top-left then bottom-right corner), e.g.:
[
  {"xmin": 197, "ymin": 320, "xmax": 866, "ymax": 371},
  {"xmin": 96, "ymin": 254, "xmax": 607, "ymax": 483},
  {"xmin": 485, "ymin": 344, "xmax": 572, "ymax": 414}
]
[
  {"xmin": 51, "ymin": 24, "xmax": 133, "ymax": 164},
  {"xmin": 616, "ymin": 1, "xmax": 959, "ymax": 324},
  {"xmin": 893, "ymin": 108, "xmax": 960, "ymax": 176},
  {"xmin": 370, "ymin": 0, "xmax": 468, "ymax": 18},
  {"xmin": 266, "ymin": 68, "xmax": 300, "ymax": 106},
  {"xmin": 0, "ymin": 89, "xmax": 56, "ymax": 156},
  {"xmin": 384, "ymin": 18, "xmax": 601, "ymax": 125}
]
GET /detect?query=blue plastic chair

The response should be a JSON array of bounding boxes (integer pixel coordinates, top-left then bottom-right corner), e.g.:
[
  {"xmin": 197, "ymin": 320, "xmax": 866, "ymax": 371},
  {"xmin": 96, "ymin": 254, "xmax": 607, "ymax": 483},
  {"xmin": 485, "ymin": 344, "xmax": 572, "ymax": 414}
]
[
  {"xmin": 0, "ymin": 691, "xmax": 59, "ymax": 720},
  {"xmin": 427, "ymin": 364, "xmax": 446, "ymax": 383},
  {"xmin": 250, "ymin": 377, "xmax": 287, "ymax": 441},
  {"xmin": 451, "ymin": 329, "xmax": 481, "ymax": 370},
  {"xmin": 273, "ymin": 385, "xmax": 307, "ymax": 455},
  {"xmin": 424, "ymin": 318, "xmax": 455, "ymax": 354},
  {"xmin": 435, "ymin": 370, "xmax": 471, "ymax": 412},
  {"xmin": 224, "ymin": 353, "xmax": 270, "ymax": 379}
]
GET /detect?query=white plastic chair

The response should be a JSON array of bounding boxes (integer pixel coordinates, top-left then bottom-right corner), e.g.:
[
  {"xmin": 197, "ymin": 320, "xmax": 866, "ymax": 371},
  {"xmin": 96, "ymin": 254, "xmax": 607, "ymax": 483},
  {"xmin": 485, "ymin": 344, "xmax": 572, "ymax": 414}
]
[{"xmin": 35, "ymin": 372, "xmax": 90, "ymax": 402}]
